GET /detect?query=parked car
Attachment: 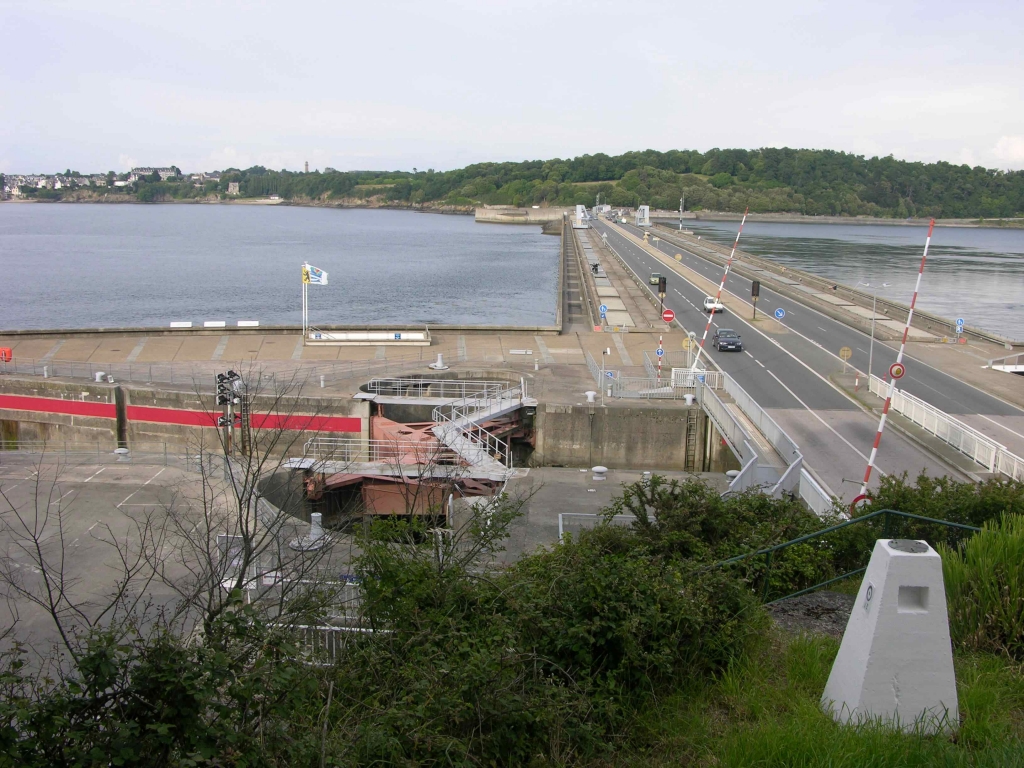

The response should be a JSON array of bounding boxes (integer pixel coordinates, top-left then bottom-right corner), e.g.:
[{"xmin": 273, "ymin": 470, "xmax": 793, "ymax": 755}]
[
  {"xmin": 703, "ymin": 296, "xmax": 725, "ymax": 313},
  {"xmin": 649, "ymin": 272, "xmax": 662, "ymax": 286},
  {"xmin": 713, "ymin": 328, "xmax": 743, "ymax": 351}
]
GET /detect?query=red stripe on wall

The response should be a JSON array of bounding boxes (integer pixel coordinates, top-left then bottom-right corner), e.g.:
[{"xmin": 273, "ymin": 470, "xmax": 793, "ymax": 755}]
[
  {"xmin": 127, "ymin": 405, "xmax": 360, "ymax": 433},
  {"xmin": 126, "ymin": 405, "xmax": 219, "ymax": 427},
  {"xmin": 250, "ymin": 414, "xmax": 362, "ymax": 433},
  {"xmin": 0, "ymin": 394, "xmax": 116, "ymax": 419}
]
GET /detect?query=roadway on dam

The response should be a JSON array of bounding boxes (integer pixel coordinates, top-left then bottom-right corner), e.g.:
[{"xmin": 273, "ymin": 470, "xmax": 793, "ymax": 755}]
[{"xmin": 592, "ymin": 218, "xmax": 1019, "ymax": 499}]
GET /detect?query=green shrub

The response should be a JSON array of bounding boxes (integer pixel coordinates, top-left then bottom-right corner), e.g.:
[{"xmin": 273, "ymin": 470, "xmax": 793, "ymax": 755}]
[{"xmin": 940, "ymin": 514, "xmax": 1024, "ymax": 659}]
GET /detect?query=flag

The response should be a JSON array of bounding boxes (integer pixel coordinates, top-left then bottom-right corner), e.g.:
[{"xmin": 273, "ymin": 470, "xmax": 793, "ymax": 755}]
[{"xmin": 302, "ymin": 263, "xmax": 328, "ymax": 285}]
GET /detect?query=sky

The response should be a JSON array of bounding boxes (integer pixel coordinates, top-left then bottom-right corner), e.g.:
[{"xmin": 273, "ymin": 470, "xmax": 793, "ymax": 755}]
[{"xmin": 3, "ymin": 0, "xmax": 1023, "ymax": 174}]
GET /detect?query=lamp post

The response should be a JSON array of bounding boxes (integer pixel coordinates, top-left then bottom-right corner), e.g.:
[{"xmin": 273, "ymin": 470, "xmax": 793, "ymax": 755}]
[
  {"xmin": 601, "ymin": 347, "xmax": 611, "ymax": 406},
  {"xmin": 859, "ymin": 282, "xmax": 890, "ymax": 381}
]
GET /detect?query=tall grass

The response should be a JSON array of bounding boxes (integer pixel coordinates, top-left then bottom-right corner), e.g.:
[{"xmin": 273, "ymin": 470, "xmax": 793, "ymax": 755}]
[{"xmin": 940, "ymin": 514, "xmax": 1024, "ymax": 660}]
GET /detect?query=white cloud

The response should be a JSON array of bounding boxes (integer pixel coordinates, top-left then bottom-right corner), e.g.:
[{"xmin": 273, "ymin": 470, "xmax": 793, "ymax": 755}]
[
  {"xmin": 992, "ymin": 136, "xmax": 1024, "ymax": 167},
  {"xmin": 117, "ymin": 154, "xmax": 137, "ymax": 171}
]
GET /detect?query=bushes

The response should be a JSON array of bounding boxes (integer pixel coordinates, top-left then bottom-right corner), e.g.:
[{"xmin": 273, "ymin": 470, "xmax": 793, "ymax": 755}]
[{"xmin": 940, "ymin": 514, "xmax": 1024, "ymax": 660}]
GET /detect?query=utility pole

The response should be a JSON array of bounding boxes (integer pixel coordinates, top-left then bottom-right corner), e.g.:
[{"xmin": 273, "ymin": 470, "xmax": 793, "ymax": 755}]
[{"xmin": 679, "ymin": 195, "xmax": 685, "ymax": 230}]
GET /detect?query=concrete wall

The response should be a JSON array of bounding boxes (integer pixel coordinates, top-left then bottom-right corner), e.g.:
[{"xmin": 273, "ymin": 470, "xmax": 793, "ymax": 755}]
[
  {"xmin": 475, "ymin": 206, "xmax": 569, "ymax": 224},
  {"xmin": 0, "ymin": 377, "xmax": 118, "ymax": 445}
]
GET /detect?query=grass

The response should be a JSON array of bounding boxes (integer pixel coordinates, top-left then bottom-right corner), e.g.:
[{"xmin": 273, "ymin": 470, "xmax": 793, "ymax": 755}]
[{"xmin": 616, "ymin": 630, "xmax": 1024, "ymax": 767}]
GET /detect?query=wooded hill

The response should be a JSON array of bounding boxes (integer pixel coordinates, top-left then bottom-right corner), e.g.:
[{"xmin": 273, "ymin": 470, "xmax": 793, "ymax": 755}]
[{"xmin": 26, "ymin": 148, "xmax": 1024, "ymax": 218}]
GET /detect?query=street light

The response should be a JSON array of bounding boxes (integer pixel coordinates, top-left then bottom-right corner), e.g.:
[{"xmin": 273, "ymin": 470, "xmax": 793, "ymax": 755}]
[
  {"xmin": 601, "ymin": 347, "xmax": 611, "ymax": 406},
  {"xmin": 858, "ymin": 282, "xmax": 890, "ymax": 381}
]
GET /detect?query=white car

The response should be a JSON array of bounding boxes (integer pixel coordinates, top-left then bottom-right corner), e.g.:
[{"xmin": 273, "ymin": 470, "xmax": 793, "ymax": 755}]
[{"xmin": 703, "ymin": 296, "xmax": 725, "ymax": 313}]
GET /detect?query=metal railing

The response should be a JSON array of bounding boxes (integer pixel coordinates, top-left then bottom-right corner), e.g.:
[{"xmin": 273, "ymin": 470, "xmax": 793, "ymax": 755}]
[
  {"xmin": 365, "ymin": 378, "xmax": 506, "ymax": 400},
  {"xmin": 869, "ymin": 374, "xmax": 1024, "ymax": 479},
  {"xmin": 985, "ymin": 350, "xmax": 1023, "ymax": 372},
  {"xmin": 558, "ymin": 512, "xmax": 636, "ymax": 541},
  {"xmin": 430, "ymin": 384, "xmax": 522, "ymax": 472},
  {"xmin": 724, "ymin": 375, "xmax": 801, "ymax": 467},
  {"xmin": 302, "ymin": 436, "xmax": 460, "ymax": 465},
  {"xmin": 799, "ymin": 466, "xmax": 837, "ymax": 516},
  {"xmin": 0, "ymin": 351, "xmax": 464, "ymax": 392},
  {"xmin": 718, "ymin": 508, "xmax": 982, "ymax": 604}
]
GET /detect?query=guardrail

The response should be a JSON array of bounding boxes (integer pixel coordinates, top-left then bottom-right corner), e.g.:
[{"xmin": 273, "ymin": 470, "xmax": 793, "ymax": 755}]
[
  {"xmin": 799, "ymin": 466, "xmax": 837, "ymax": 516},
  {"xmin": 431, "ymin": 384, "xmax": 521, "ymax": 472},
  {"xmin": 985, "ymin": 351, "xmax": 1023, "ymax": 372},
  {"xmin": 0, "ymin": 352, "xmax": 450, "ymax": 392},
  {"xmin": 302, "ymin": 437, "xmax": 460, "ymax": 465},
  {"xmin": 724, "ymin": 375, "xmax": 801, "ymax": 467},
  {"xmin": 869, "ymin": 374, "xmax": 1024, "ymax": 479}
]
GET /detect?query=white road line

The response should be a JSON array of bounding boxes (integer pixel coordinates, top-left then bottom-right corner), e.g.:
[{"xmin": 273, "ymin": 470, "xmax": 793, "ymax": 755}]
[
  {"xmin": 117, "ymin": 467, "xmax": 166, "ymax": 508},
  {"xmin": 766, "ymin": 369, "xmax": 884, "ymax": 475},
  {"xmin": 856, "ymin": 347, "xmax": 869, "ymax": 355},
  {"xmin": 756, "ymin": 360, "xmax": 766, "ymax": 368},
  {"xmin": 976, "ymin": 413, "xmax": 1024, "ymax": 442},
  {"xmin": 83, "ymin": 467, "xmax": 106, "ymax": 483},
  {"xmin": 744, "ymin": 351, "xmax": 754, "ymax": 358},
  {"xmin": 818, "ymin": 326, "xmax": 829, "ymax": 332}
]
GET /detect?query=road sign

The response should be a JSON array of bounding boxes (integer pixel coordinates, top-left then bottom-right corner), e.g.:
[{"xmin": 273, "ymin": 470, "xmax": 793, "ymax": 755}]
[
  {"xmin": 605, "ymin": 371, "xmax": 615, "ymax": 378},
  {"xmin": 661, "ymin": 308, "xmax": 675, "ymax": 323},
  {"xmin": 956, "ymin": 317, "xmax": 964, "ymax": 327},
  {"xmin": 656, "ymin": 348, "xmax": 665, "ymax": 357},
  {"xmin": 599, "ymin": 304, "xmax": 608, "ymax": 314},
  {"xmin": 675, "ymin": 253, "xmax": 682, "ymax": 261},
  {"xmin": 682, "ymin": 337, "xmax": 693, "ymax": 350},
  {"xmin": 774, "ymin": 308, "xmax": 786, "ymax": 319},
  {"xmin": 889, "ymin": 362, "xmax": 906, "ymax": 380},
  {"xmin": 839, "ymin": 346, "xmax": 852, "ymax": 361}
]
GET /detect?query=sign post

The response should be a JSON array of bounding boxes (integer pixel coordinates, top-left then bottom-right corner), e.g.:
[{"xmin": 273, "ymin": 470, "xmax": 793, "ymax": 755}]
[
  {"xmin": 839, "ymin": 345, "xmax": 852, "ymax": 373},
  {"xmin": 657, "ymin": 335, "xmax": 664, "ymax": 385},
  {"xmin": 658, "ymin": 275, "xmax": 667, "ymax": 315},
  {"xmin": 955, "ymin": 317, "xmax": 964, "ymax": 342},
  {"xmin": 661, "ymin": 308, "xmax": 675, "ymax": 324}
]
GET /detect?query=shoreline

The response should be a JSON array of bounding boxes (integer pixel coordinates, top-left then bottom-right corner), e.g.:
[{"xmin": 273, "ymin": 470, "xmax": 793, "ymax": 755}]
[{"xmin": 6, "ymin": 196, "xmax": 1022, "ymax": 230}]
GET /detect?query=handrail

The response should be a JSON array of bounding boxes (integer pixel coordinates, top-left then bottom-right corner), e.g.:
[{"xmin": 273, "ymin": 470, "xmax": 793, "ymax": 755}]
[{"xmin": 430, "ymin": 383, "xmax": 521, "ymax": 472}]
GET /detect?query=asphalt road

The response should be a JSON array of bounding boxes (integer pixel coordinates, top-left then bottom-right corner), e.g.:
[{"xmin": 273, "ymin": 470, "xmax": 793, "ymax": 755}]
[
  {"xmin": 592, "ymin": 219, "xmax": 964, "ymax": 498},
  {"xmin": 608, "ymin": 220, "xmax": 1024, "ymax": 457}
]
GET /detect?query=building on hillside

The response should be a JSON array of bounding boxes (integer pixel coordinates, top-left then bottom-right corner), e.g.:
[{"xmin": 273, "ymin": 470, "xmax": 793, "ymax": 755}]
[
  {"xmin": 227, "ymin": 182, "xmax": 240, "ymax": 195},
  {"xmin": 129, "ymin": 167, "xmax": 179, "ymax": 182}
]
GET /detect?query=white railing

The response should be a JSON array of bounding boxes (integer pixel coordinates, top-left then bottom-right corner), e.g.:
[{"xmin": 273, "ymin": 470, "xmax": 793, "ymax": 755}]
[
  {"xmin": 868, "ymin": 374, "xmax": 1024, "ymax": 476},
  {"xmin": 302, "ymin": 436, "xmax": 460, "ymax": 465},
  {"xmin": 670, "ymin": 368, "xmax": 723, "ymax": 390},
  {"xmin": 366, "ymin": 378, "xmax": 506, "ymax": 400},
  {"xmin": 430, "ymin": 384, "xmax": 522, "ymax": 472},
  {"xmin": 799, "ymin": 466, "xmax": 836, "ymax": 517},
  {"xmin": 724, "ymin": 375, "xmax": 801, "ymax": 466}
]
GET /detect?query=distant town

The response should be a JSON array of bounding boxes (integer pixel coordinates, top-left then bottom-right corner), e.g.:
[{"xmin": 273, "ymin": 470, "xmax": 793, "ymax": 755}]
[{"xmin": 0, "ymin": 167, "xmax": 232, "ymax": 199}]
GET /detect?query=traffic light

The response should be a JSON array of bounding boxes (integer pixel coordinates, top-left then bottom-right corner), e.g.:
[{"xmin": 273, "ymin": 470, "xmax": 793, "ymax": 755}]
[
  {"xmin": 658, "ymin": 276, "xmax": 667, "ymax": 294},
  {"xmin": 216, "ymin": 371, "xmax": 242, "ymax": 405},
  {"xmin": 217, "ymin": 413, "xmax": 241, "ymax": 428}
]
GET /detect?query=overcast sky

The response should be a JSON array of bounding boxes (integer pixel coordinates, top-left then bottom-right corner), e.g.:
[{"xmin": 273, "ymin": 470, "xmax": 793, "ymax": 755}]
[{"xmin": 3, "ymin": 0, "xmax": 1023, "ymax": 174}]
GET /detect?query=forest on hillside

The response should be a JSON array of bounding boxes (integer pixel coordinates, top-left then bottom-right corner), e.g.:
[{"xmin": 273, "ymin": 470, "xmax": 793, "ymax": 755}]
[{"xmin": 22, "ymin": 147, "xmax": 1024, "ymax": 218}]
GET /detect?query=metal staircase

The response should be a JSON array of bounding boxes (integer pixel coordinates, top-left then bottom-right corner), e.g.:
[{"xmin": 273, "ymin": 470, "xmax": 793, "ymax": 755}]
[{"xmin": 431, "ymin": 383, "xmax": 525, "ymax": 480}]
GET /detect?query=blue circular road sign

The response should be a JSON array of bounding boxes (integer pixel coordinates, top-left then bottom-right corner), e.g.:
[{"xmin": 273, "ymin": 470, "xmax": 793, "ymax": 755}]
[
  {"xmin": 605, "ymin": 371, "xmax": 615, "ymax": 378},
  {"xmin": 774, "ymin": 308, "xmax": 786, "ymax": 319},
  {"xmin": 599, "ymin": 304, "xmax": 608, "ymax": 314},
  {"xmin": 955, "ymin": 317, "xmax": 964, "ymax": 326},
  {"xmin": 656, "ymin": 348, "xmax": 665, "ymax": 357}
]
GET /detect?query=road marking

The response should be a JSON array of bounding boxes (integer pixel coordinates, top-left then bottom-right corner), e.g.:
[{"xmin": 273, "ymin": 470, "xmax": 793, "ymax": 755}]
[
  {"xmin": 49, "ymin": 488, "xmax": 76, "ymax": 505},
  {"xmin": 744, "ymin": 351, "xmax": 754, "ymax": 358},
  {"xmin": 84, "ymin": 467, "xmax": 106, "ymax": 483},
  {"xmin": 117, "ymin": 467, "xmax": 166, "ymax": 508},
  {"xmin": 818, "ymin": 326, "xmax": 829, "ymax": 332},
  {"xmin": 856, "ymin": 347, "xmax": 869, "ymax": 355},
  {"xmin": 756, "ymin": 360, "xmax": 766, "ymax": 368},
  {"xmin": 976, "ymin": 413, "xmax": 1024, "ymax": 442},
  {"xmin": 765, "ymin": 369, "xmax": 884, "ymax": 475}
]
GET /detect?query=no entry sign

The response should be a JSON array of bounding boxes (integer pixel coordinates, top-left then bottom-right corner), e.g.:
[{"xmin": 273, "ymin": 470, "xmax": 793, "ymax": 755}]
[
  {"xmin": 661, "ymin": 308, "xmax": 675, "ymax": 323},
  {"xmin": 889, "ymin": 362, "xmax": 906, "ymax": 380}
]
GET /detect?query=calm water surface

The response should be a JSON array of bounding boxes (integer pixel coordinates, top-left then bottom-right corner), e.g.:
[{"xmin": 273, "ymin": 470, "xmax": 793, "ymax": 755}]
[
  {"xmin": 0, "ymin": 204, "xmax": 559, "ymax": 329},
  {"xmin": 683, "ymin": 220, "xmax": 1024, "ymax": 340}
]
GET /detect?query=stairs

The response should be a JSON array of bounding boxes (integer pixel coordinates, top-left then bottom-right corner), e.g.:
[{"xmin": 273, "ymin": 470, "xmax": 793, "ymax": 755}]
[{"xmin": 431, "ymin": 385, "xmax": 525, "ymax": 480}]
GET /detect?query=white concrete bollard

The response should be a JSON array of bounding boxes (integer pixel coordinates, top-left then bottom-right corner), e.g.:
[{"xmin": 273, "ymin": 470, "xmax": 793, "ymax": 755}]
[
  {"xmin": 592, "ymin": 465, "xmax": 608, "ymax": 481},
  {"xmin": 428, "ymin": 354, "xmax": 449, "ymax": 371},
  {"xmin": 821, "ymin": 539, "xmax": 958, "ymax": 733},
  {"xmin": 585, "ymin": 390, "xmax": 597, "ymax": 403}
]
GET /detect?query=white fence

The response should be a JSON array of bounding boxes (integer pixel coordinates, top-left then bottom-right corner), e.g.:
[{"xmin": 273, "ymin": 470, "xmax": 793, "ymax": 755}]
[{"xmin": 869, "ymin": 375, "xmax": 1024, "ymax": 479}]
